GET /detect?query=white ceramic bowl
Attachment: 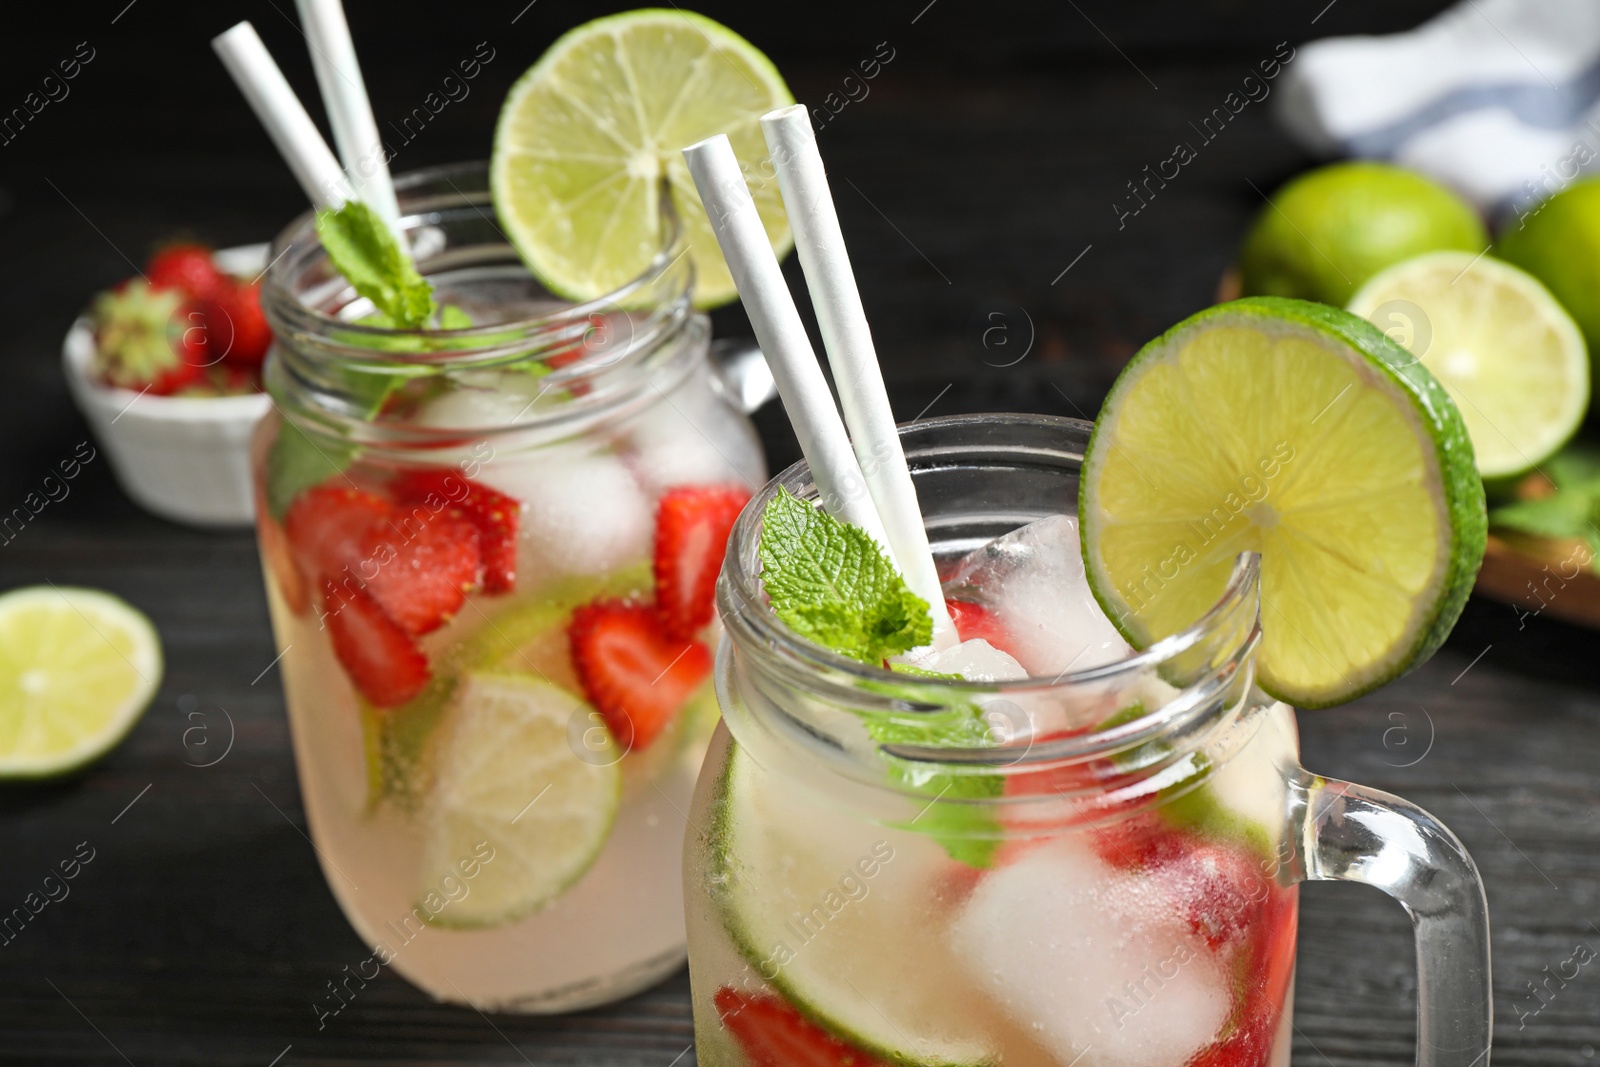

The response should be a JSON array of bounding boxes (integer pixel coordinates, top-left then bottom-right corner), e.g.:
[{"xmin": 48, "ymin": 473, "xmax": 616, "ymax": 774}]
[{"xmin": 61, "ymin": 244, "xmax": 274, "ymax": 528}]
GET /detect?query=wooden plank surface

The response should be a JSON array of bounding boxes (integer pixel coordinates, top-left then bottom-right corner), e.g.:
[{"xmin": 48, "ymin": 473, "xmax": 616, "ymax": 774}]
[{"xmin": 1, "ymin": 3, "xmax": 1596, "ymax": 1062}]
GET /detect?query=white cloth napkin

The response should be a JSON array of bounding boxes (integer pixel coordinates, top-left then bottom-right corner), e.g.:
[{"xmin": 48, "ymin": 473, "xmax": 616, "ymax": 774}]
[{"xmin": 1276, "ymin": 0, "xmax": 1600, "ymax": 220}]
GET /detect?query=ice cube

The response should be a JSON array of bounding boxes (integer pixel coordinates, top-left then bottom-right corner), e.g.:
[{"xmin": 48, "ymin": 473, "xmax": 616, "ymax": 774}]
[
  {"xmin": 951, "ymin": 838, "xmax": 1230, "ymax": 1067},
  {"xmin": 624, "ymin": 370, "xmax": 764, "ymax": 493},
  {"xmin": 415, "ymin": 373, "xmax": 554, "ymax": 430},
  {"xmin": 476, "ymin": 449, "xmax": 653, "ymax": 586},
  {"xmin": 908, "ymin": 638, "xmax": 1029, "ymax": 683},
  {"xmin": 944, "ymin": 514, "xmax": 1130, "ymax": 677}
]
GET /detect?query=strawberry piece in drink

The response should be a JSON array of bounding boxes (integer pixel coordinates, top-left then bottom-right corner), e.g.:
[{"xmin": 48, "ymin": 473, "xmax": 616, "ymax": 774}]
[
  {"xmin": 1187, "ymin": 885, "xmax": 1298, "ymax": 1067},
  {"xmin": 322, "ymin": 586, "xmax": 430, "ymax": 708},
  {"xmin": 284, "ymin": 485, "xmax": 393, "ymax": 584},
  {"xmin": 393, "ymin": 470, "xmax": 521, "ymax": 594},
  {"xmin": 654, "ymin": 484, "xmax": 751, "ymax": 638},
  {"xmin": 944, "ymin": 597, "xmax": 1016, "ymax": 657},
  {"xmin": 569, "ymin": 599, "xmax": 711, "ymax": 751},
  {"xmin": 714, "ymin": 987, "xmax": 889, "ymax": 1067},
  {"xmin": 357, "ymin": 510, "xmax": 481, "ymax": 635}
]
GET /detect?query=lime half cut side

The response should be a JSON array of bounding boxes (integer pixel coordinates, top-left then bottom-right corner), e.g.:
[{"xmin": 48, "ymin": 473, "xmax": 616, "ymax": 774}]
[
  {"xmin": 1079, "ymin": 297, "xmax": 1486, "ymax": 708},
  {"xmin": 1348, "ymin": 251, "xmax": 1590, "ymax": 478},
  {"xmin": 421, "ymin": 672, "xmax": 620, "ymax": 928},
  {"xmin": 0, "ymin": 586, "xmax": 161, "ymax": 778},
  {"xmin": 491, "ymin": 9, "xmax": 793, "ymax": 308}
]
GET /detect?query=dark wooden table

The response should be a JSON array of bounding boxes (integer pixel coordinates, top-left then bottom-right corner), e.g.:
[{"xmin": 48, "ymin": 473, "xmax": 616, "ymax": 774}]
[{"xmin": 2, "ymin": 1, "xmax": 1597, "ymax": 1062}]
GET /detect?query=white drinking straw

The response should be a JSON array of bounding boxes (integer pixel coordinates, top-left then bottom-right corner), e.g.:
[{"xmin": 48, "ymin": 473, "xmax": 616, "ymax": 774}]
[
  {"xmin": 683, "ymin": 135, "xmax": 891, "ymax": 550},
  {"xmin": 761, "ymin": 105, "xmax": 955, "ymax": 647},
  {"xmin": 212, "ymin": 23, "xmax": 353, "ymax": 210},
  {"xmin": 294, "ymin": 0, "xmax": 402, "ymax": 234}
]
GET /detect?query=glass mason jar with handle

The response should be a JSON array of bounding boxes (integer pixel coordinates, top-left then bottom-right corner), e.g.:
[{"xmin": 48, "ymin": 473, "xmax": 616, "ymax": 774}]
[
  {"xmin": 254, "ymin": 162, "xmax": 768, "ymax": 1012},
  {"xmin": 687, "ymin": 413, "xmax": 1491, "ymax": 1067}
]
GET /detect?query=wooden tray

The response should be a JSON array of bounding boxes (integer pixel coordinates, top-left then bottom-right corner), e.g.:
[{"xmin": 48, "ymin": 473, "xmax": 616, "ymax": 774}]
[{"xmin": 1475, "ymin": 532, "xmax": 1600, "ymax": 628}]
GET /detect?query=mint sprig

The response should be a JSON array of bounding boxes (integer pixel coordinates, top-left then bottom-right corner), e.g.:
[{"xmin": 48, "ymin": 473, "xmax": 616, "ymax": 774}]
[
  {"xmin": 315, "ymin": 201, "xmax": 436, "ymax": 329},
  {"xmin": 758, "ymin": 488, "xmax": 998, "ymax": 865},
  {"xmin": 861, "ymin": 709, "xmax": 1003, "ymax": 868},
  {"xmin": 758, "ymin": 486, "xmax": 932, "ymax": 664},
  {"xmin": 1488, "ymin": 443, "xmax": 1600, "ymax": 569}
]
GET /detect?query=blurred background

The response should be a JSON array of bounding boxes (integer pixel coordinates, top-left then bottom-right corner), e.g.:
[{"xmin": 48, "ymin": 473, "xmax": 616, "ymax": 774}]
[{"xmin": 1, "ymin": 0, "xmax": 1458, "ymax": 484}]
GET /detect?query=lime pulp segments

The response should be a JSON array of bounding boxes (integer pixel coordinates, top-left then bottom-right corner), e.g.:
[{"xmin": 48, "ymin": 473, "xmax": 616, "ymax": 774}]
[
  {"xmin": 422, "ymin": 671, "xmax": 620, "ymax": 928},
  {"xmin": 491, "ymin": 9, "xmax": 794, "ymax": 308},
  {"xmin": 0, "ymin": 586, "xmax": 161, "ymax": 778},
  {"xmin": 1079, "ymin": 297, "xmax": 1486, "ymax": 708},
  {"xmin": 1348, "ymin": 251, "xmax": 1589, "ymax": 479}
]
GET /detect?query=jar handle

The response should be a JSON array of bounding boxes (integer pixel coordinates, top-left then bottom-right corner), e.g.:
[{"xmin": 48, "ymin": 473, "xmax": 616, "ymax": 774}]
[
  {"xmin": 709, "ymin": 338, "xmax": 778, "ymax": 414},
  {"xmin": 1288, "ymin": 767, "xmax": 1493, "ymax": 1066}
]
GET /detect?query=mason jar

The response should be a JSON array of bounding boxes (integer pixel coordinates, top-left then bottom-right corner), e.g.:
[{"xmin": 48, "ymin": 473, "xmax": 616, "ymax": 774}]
[
  {"xmin": 254, "ymin": 162, "xmax": 767, "ymax": 1012},
  {"xmin": 687, "ymin": 413, "xmax": 1491, "ymax": 1067}
]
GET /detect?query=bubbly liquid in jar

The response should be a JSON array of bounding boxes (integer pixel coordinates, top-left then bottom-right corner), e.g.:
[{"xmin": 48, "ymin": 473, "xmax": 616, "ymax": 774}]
[
  {"xmin": 259, "ymin": 355, "xmax": 764, "ymax": 1012},
  {"xmin": 687, "ymin": 514, "xmax": 1300, "ymax": 1066}
]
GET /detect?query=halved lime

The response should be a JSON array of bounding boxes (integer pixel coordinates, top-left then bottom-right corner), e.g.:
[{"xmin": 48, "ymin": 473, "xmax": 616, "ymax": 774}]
[
  {"xmin": 1080, "ymin": 297, "xmax": 1486, "ymax": 708},
  {"xmin": 0, "ymin": 587, "xmax": 161, "ymax": 778},
  {"xmin": 422, "ymin": 672, "xmax": 620, "ymax": 927},
  {"xmin": 1348, "ymin": 251, "xmax": 1589, "ymax": 478},
  {"xmin": 491, "ymin": 9, "xmax": 793, "ymax": 308},
  {"xmin": 710, "ymin": 745, "xmax": 998, "ymax": 1066}
]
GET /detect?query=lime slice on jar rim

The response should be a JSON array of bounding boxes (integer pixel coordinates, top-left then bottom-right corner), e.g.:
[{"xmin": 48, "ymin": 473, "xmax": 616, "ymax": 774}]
[
  {"xmin": 491, "ymin": 8, "xmax": 794, "ymax": 309},
  {"xmin": 0, "ymin": 586, "xmax": 161, "ymax": 778},
  {"xmin": 1079, "ymin": 296, "xmax": 1486, "ymax": 708},
  {"xmin": 1347, "ymin": 250, "xmax": 1590, "ymax": 479}
]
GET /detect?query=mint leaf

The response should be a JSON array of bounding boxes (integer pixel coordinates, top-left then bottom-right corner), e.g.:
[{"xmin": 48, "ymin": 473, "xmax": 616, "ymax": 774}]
[
  {"xmin": 264, "ymin": 418, "xmax": 353, "ymax": 520},
  {"xmin": 757, "ymin": 489, "xmax": 980, "ymax": 857},
  {"xmin": 758, "ymin": 487, "xmax": 932, "ymax": 663},
  {"xmin": 1490, "ymin": 491, "xmax": 1597, "ymax": 541},
  {"xmin": 1546, "ymin": 443, "xmax": 1600, "ymax": 492},
  {"xmin": 862, "ymin": 708, "xmax": 1003, "ymax": 868},
  {"xmin": 315, "ymin": 201, "xmax": 435, "ymax": 330},
  {"xmin": 436, "ymin": 303, "xmax": 475, "ymax": 330}
]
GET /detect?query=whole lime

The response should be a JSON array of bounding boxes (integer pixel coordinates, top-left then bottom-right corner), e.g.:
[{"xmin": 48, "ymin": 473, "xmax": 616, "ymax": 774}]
[
  {"xmin": 1238, "ymin": 162, "xmax": 1488, "ymax": 306},
  {"xmin": 1496, "ymin": 177, "xmax": 1600, "ymax": 367}
]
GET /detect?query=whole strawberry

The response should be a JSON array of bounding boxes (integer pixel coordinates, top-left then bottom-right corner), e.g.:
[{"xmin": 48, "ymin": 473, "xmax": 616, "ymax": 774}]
[
  {"xmin": 90, "ymin": 281, "xmax": 206, "ymax": 395},
  {"xmin": 219, "ymin": 279, "xmax": 272, "ymax": 367},
  {"xmin": 207, "ymin": 281, "xmax": 272, "ymax": 367},
  {"xmin": 146, "ymin": 243, "xmax": 228, "ymax": 301}
]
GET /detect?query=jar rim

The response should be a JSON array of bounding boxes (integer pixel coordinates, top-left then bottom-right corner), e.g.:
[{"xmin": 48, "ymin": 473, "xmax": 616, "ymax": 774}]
[
  {"xmin": 260, "ymin": 160, "xmax": 709, "ymax": 444},
  {"xmin": 260, "ymin": 160, "xmax": 690, "ymax": 362},
  {"xmin": 716, "ymin": 412, "xmax": 1266, "ymax": 767}
]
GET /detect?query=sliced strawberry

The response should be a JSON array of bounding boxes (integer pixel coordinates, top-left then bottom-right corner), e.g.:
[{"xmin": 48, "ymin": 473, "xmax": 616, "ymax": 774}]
[
  {"xmin": 284, "ymin": 485, "xmax": 393, "ymax": 585},
  {"xmin": 714, "ymin": 988, "xmax": 888, "ymax": 1067},
  {"xmin": 569, "ymin": 600, "xmax": 711, "ymax": 751},
  {"xmin": 393, "ymin": 470, "xmax": 521, "ymax": 594},
  {"xmin": 1145, "ymin": 839, "xmax": 1273, "ymax": 952},
  {"xmin": 1188, "ymin": 885, "xmax": 1298, "ymax": 1067},
  {"xmin": 1000, "ymin": 728, "xmax": 1156, "ymax": 843},
  {"xmin": 322, "ymin": 586, "xmax": 430, "ymax": 708},
  {"xmin": 653, "ymin": 484, "xmax": 750, "ymax": 638},
  {"xmin": 546, "ymin": 345, "xmax": 584, "ymax": 371},
  {"xmin": 945, "ymin": 598, "xmax": 1015, "ymax": 656},
  {"xmin": 359, "ymin": 508, "xmax": 481, "ymax": 635},
  {"xmin": 146, "ymin": 243, "xmax": 228, "ymax": 301}
]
